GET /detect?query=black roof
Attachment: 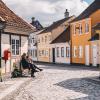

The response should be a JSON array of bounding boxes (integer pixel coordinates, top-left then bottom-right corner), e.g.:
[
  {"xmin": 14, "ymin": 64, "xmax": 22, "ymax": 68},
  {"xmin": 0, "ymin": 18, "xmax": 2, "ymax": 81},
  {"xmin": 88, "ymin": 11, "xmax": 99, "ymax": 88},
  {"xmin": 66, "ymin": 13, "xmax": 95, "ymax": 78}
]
[
  {"xmin": 31, "ymin": 20, "xmax": 43, "ymax": 31},
  {"xmin": 73, "ymin": 0, "xmax": 100, "ymax": 22},
  {"xmin": 51, "ymin": 26, "xmax": 70, "ymax": 44},
  {"xmin": 39, "ymin": 16, "xmax": 72, "ymax": 34}
]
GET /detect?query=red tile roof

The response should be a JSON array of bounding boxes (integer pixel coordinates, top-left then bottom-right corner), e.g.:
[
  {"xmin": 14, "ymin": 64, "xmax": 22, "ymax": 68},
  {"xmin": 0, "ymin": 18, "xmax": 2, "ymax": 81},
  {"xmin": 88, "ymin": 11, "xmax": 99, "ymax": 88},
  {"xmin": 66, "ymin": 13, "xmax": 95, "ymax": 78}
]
[{"xmin": 0, "ymin": 0, "xmax": 35, "ymax": 34}]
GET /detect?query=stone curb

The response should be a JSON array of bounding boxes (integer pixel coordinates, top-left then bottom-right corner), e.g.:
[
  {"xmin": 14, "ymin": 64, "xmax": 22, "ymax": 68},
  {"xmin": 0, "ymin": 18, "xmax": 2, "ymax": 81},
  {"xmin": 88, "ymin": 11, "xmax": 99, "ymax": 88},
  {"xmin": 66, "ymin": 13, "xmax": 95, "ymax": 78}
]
[{"xmin": 0, "ymin": 78, "xmax": 32, "ymax": 100}]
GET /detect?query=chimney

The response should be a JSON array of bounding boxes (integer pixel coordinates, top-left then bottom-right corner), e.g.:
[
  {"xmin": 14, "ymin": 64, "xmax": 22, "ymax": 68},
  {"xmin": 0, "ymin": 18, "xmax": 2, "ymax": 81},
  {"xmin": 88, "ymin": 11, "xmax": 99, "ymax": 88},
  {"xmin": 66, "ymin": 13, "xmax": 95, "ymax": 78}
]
[
  {"xmin": 32, "ymin": 17, "xmax": 35, "ymax": 23},
  {"xmin": 64, "ymin": 9, "xmax": 69, "ymax": 18}
]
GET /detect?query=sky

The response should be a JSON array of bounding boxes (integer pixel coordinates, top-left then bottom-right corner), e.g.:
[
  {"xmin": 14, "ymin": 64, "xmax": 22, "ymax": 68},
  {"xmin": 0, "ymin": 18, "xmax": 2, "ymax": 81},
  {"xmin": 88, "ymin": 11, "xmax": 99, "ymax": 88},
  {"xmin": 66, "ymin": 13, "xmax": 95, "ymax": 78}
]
[{"xmin": 3, "ymin": 0, "xmax": 94, "ymax": 27}]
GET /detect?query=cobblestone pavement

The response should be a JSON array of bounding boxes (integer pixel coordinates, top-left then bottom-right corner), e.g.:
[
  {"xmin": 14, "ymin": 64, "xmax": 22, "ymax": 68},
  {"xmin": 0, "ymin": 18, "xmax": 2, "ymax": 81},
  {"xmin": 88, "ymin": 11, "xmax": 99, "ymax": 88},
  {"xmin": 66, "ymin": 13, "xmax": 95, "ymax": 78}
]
[{"xmin": 14, "ymin": 64, "xmax": 100, "ymax": 100}]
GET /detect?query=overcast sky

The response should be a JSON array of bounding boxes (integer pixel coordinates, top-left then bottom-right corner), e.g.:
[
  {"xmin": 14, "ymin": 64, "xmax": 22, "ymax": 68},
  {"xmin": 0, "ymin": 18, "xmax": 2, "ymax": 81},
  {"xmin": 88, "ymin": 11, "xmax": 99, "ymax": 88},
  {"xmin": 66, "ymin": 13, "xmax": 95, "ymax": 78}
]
[{"xmin": 3, "ymin": 0, "xmax": 94, "ymax": 27}]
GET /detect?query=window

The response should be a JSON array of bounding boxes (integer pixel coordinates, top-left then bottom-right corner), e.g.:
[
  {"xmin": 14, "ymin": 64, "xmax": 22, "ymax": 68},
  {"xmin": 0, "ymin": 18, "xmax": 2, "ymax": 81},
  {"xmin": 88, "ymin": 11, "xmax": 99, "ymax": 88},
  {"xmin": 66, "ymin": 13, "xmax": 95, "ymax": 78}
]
[
  {"xmin": 42, "ymin": 50, "xmax": 44, "ymax": 55},
  {"xmin": 56, "ymin": 47, "xmax": 59, "ymax": 57},
  {"xmin": 35, "ymin": 50, "xmax": 37, "ymax": 57},
  {"xmin": 73, "ymin": 24, "xmax": 76, "ymax": 35},
  {"xmin": 73, "ymin": 46, "xmax": 77, "ymax": 57},
  {"xmin": 79, "ymin": 46, "xmax": 83, "ymax": 58},
  {"xmin": 32, "ymin": 37, "xmax": 35, "ymax": 43},
  {"xmin": 61, "ymin": 47, "xmax": 64, "ymax": 57},
  {"xmin": 49, "ymin": 35, "xmax": 52, "ymax": 41},
  {"xmin": 66, "ymin": 47, "xmax": 70, "ymax": 57},
  {"xmin": 39, "ymin": 50, "xmax": 42, "ymax": 56},
  {"xmin": 42, "ymin": 37, "xmax": 44, "ymax": 42},
  {"xmin": 79, "ymin": 24, "xmax": 82, "ymax": 34},
  {"xmin": 45, "ymin": 36, "xmax": 47, "ymax": 43},
  {"xmin": 11, "ymin": 39, "xmax": 20, "ymax": 55},
  {"xmin": 85, "ymin": 22, "xmax": 89, "ymax": 33}
]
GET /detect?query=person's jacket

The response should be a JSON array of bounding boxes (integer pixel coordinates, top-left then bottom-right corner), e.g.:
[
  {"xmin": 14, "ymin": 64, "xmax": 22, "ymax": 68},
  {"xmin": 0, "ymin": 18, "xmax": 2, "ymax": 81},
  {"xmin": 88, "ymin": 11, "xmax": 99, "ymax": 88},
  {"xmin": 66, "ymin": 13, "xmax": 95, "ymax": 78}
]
[{"xmin": 21, "ymin": 58, "xmax": 29, "ymax": 69}]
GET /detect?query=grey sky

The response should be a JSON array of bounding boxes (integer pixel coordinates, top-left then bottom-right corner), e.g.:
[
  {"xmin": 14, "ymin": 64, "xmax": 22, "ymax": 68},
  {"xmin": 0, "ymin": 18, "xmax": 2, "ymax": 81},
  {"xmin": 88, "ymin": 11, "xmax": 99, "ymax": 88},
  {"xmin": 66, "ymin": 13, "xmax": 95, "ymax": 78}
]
[{"xmin": 3, "ymin": 0, "xmax": 89, "ymax": 27}]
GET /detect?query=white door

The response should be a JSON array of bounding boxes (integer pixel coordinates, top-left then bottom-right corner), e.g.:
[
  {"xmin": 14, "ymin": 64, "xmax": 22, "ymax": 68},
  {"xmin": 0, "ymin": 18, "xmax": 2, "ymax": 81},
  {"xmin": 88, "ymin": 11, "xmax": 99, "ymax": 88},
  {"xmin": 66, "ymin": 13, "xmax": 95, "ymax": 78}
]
[
  {"xmin": 92, "ymin": 45, "xmax": 97, "ymax": 66},
  {"xmin": 85, "ymin": 45, "xmax": 90, "ymax": 66}
]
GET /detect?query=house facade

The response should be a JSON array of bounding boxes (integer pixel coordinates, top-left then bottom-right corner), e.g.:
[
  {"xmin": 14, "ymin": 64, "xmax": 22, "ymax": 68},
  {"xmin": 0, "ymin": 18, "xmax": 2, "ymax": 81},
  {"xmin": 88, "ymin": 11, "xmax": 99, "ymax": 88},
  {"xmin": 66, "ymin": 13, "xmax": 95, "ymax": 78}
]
[
  {"xmin": 51, "ymin": 27, "xmax": 70, "ymax": 64},
  {"xmin": 0, "ymin": 0, "xmax": 35, "ymax": 75},
  {"xmin": 90, "ymin": 23, "xmax": 100, "ymax": 66},
  {"xmin": 28, "ymin": 30, "xmax": 43, "ymax": 61},
  {"xmin": 37, "ymin": 13, "xmax": 75, "ymax": 63},
  {"xmin": 71, "ymin": 0, "xmax": 100, "ymax": 66}
]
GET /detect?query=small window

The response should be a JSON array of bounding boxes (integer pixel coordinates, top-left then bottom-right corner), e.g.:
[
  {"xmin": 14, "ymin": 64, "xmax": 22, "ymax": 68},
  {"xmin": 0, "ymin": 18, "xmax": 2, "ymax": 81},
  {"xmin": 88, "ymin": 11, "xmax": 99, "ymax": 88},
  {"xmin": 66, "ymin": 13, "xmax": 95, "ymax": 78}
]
[
  {"xmin": 56, "ymin": 47, "xmax": 59, "ymax": 57},
  {"xmin": 11, "ymin": 39, "xmax": 20, "ymax": 55},
  {"xmin": 79, "ymin": 24, "xmax": 82, "ymax": 34},
  {"xmin": 42, "ymin": 37, "xmax": 44, "ymax": 42},
  {"xmin": 85, "ymin": 22, "xmax": 89, "ymax": 33},
  {"xmin": 61, "ymin": 47, "xmax": 64, "ymax": 57},
  {"xmin": 79, "ymin": 46, "xmax": 83, "ymax": 58},
  {"xmin": 45, "ymin": 36, "xmax": 47, "ymax": 43},
  {"xmin": 35, "ymin": 50, "xmax": 37, "ymax": 57},
  {"xmin": 73, "ymin": 46, "xmax": 77, "ymax": 57},
  {"xmin": 66, "ymin": 47, "xmax": 70, "ymax": 57},
  {"xmin": 73, "ymin": 24, "xmax": 76, "ymax": 35}
]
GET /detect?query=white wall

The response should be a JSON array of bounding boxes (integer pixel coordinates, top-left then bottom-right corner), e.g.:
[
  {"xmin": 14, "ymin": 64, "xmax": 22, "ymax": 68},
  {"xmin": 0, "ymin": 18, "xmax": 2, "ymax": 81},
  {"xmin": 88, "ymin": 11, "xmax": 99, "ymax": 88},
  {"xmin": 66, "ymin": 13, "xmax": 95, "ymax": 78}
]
[
  {"xmin": 21, "ymin": 36, "xmax": 28, "ymax": 55},
  {"xmin": 1, "ymin": 34, "xmax": 11, "ymax": 74},
  {"xmin": 29, "ymin": 32, "xmax": 38, "ymax": 61},
  {"xmin": 52, "ymin": 43, "xmax": 70, "ymax": 64}
]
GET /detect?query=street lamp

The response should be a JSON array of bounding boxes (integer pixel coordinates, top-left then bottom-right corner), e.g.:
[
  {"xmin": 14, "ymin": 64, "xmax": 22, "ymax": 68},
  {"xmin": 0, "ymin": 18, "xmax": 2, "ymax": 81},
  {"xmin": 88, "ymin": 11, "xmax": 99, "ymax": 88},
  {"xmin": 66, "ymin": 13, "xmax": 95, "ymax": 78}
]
[{"xmin": 0, "ymin": 16, "xmax": 6, "ymax": 82}]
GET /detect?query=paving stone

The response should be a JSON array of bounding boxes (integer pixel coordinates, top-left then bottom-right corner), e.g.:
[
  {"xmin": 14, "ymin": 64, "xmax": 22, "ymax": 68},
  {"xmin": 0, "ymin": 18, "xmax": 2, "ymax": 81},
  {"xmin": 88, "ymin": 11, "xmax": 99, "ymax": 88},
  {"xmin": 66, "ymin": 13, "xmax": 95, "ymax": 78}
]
[{"xmin": 3, "ymin": 64, "xmax": 100, "ymax": 100}]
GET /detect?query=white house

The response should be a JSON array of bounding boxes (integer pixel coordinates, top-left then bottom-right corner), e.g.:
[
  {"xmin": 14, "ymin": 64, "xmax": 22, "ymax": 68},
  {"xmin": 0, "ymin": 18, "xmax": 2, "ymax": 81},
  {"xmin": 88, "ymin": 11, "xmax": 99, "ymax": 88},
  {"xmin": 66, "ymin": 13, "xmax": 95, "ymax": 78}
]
[
  {"xmin": 28, "ymin": 30, "xmax": 43, "ymax": 61},
  {"xmin": 51, "ymin": 27, "xmax": 70, "ymax": 64},
  {"xmin": 0, "ymin": 0, "xmax": 35, "ymax": 75},
  {"xmin": 89, "ymin": 23, "xmax": 100, "ymax": 67}
]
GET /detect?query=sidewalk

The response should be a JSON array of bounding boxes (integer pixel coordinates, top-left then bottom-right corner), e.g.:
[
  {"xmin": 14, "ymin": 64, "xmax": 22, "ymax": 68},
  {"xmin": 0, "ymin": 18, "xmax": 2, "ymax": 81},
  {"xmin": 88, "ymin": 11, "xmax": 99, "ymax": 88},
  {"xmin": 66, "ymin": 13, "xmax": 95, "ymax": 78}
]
[{"xmin": 0, "ymin": 77, "xmax": 32, "ymax": 100}]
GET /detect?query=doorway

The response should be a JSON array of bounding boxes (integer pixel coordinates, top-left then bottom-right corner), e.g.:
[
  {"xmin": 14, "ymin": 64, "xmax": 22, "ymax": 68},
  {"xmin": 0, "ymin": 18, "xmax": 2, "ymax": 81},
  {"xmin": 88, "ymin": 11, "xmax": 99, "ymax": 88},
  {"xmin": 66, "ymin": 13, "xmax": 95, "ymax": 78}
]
[
  {"xmin": 52, "ymin": 48, "xmax": 55, "ymax": 63},
  {"xmin": 85, "ymin": 45, "xmax": 90, "ymax": 66},
  {"xmin": 92, "ymin": 45, "xmax": 97, "ymax": 66}
]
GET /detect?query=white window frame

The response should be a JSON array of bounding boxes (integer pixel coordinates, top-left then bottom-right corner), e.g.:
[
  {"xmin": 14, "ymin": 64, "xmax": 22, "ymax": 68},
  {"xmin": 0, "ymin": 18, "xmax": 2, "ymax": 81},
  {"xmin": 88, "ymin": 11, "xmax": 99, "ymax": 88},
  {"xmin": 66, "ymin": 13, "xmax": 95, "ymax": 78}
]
[
  {"xmin": 61, "ymin": 47, "xmax": 64, "ymax": 57},
  {"xmin": 66, "ymin": 47, "xmax": 70, "ymax": 58},
  {"xmin": 79, "ymin": 23, "xmax": 82, "ymax": 35},
  {"xmin": 73, "ymin": 24, "xmax": 76, "ymax": 36},
  {"xmin": 79, "ymin": 46, "xmax": 83, "ymax": 58},
  {"xmin": 11, "ymin": 39, "xmax": 20, "ymax": 56},
  {"xmin": 56, "ymin": 47, "xmax": 59, "ymax": 57},
  {"xmin": 85, "ymin": 22, "xmax": 89, "ymax": 33}
]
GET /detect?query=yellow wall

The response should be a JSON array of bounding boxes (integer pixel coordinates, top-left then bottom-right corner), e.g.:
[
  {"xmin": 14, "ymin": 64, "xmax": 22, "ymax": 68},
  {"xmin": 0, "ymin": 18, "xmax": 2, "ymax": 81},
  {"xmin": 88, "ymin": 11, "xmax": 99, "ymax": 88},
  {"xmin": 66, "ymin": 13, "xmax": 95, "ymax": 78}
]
[
  {"xmin": 71, "ymin": 9, "xmax": 100, "ymax": 65},
  {"xmin": 71, "ymin": 18, "xmax": 91, "ymax": 64},
  {"xmin": 37, "ymin": 32, "xmax": 52, "ymax": 62},
  {"xmin": 90, "ymin": 10, "xmax": 100, "ymax": 26}
]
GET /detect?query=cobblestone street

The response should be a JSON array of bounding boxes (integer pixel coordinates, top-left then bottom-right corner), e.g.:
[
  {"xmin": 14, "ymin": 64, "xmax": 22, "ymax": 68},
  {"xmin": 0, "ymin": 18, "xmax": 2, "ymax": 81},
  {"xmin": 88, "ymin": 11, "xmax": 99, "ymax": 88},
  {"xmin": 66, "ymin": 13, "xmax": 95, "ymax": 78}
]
[{"xmin": 14, "ymin": 64, "xmax": 100, "ymax": 100}]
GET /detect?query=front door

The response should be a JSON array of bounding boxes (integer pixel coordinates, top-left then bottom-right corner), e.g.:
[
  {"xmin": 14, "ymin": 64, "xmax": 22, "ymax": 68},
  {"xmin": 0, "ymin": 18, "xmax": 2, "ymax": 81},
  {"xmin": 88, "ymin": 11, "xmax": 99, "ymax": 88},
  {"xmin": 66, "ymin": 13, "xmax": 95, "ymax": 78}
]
[
  {"xmin": 92, "ymin": 45, "xmax": 97, "ymax": 66},
  {"xmin": 85, "ymin": 45, "xmax": 90, "ymax": 66},
  {"xmin": 52, "ymin": 48, "xmax": 55, "ymax": 63}
]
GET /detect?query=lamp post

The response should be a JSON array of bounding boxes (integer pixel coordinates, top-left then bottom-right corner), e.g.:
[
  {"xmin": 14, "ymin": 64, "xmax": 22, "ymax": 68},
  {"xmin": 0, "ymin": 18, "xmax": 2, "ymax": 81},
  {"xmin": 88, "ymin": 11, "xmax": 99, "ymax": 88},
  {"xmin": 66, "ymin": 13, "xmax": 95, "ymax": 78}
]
[{"xmin": 0, "ymin": 16, "xmax": 6, "ymax": 82}]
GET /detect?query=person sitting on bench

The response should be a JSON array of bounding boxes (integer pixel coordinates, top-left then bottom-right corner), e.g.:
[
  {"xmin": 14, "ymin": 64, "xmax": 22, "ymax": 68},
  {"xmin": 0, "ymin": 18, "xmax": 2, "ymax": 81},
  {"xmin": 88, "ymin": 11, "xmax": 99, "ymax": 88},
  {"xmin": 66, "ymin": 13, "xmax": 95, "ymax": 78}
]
[
  {"xmin": 21, "ymin": 53, "xmax": 39, "ymax": 77},
  {"xmin": 26, "ymin": 55, "xmax": 43, "ymax": 72}
]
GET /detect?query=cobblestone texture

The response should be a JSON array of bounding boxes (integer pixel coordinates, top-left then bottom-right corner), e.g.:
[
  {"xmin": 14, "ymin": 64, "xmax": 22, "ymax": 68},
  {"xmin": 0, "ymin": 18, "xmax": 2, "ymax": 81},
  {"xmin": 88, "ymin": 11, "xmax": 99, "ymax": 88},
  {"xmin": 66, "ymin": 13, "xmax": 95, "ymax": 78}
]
[{"xmin": 14, "ymin": 64, "xmax": 100, "ymax": 100}]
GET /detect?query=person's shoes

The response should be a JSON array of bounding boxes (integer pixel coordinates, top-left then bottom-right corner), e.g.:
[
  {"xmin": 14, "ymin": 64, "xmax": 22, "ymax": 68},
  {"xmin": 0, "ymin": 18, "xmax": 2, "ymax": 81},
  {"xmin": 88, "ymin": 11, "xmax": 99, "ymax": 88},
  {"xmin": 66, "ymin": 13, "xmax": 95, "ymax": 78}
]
[
  {"xmin": 35, "ymin": 70, "xmax": 39, "ymax": 72},
  {"xmin": 31, "ymin": 74, "xmax": 35, "ymax": 77},
  {"xmin": 40, "ymin": 69, "xmax": 43, "ymax": 71}
]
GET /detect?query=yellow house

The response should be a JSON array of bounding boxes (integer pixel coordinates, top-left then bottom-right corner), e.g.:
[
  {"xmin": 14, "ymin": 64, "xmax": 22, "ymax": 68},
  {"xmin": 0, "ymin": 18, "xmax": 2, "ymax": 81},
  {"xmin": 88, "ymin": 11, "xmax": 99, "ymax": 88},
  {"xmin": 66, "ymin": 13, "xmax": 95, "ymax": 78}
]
[
  {"xmin": 37, "ymin": 15, "xmax": 75, "ymax": 62},
  {"xmin": 71, "ymin": 0, "xmax": 100, "ymax": 66}
]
